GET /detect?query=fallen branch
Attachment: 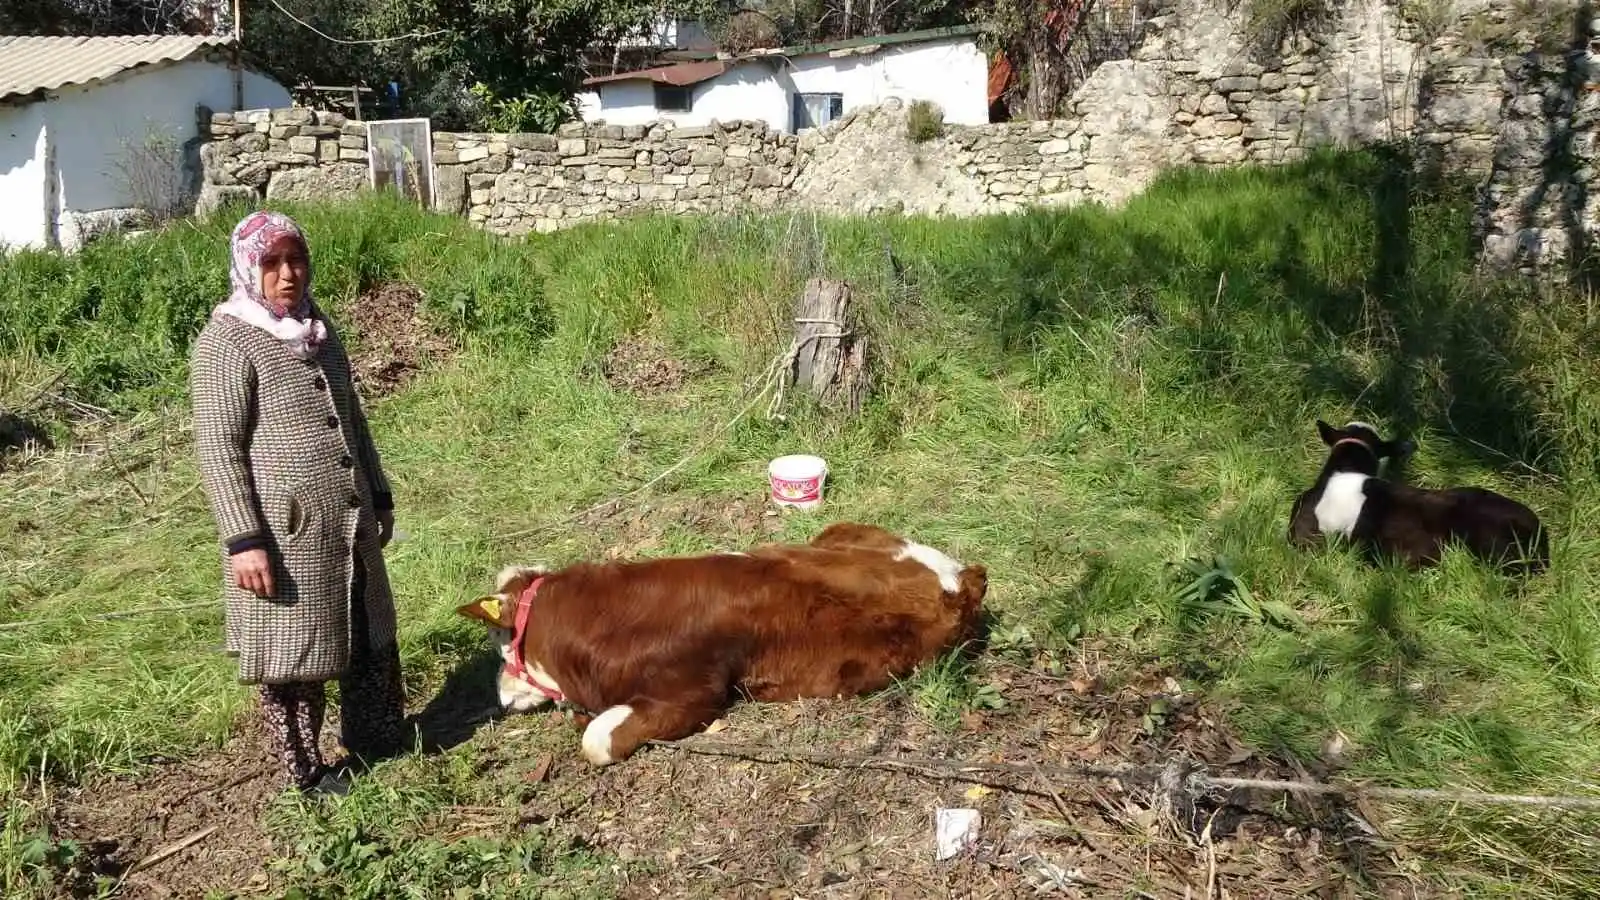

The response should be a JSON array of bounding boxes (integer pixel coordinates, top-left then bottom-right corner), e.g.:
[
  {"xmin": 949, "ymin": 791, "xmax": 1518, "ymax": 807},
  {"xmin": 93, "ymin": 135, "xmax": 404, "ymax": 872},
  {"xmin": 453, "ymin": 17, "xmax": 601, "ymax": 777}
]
[
  {"xmin": 126, "ymin": 825, "xmax": 218, "ymax": 876},
  {"xmin": 646, "ymin": 738, "xmax": 1600, "ymax": 814}
]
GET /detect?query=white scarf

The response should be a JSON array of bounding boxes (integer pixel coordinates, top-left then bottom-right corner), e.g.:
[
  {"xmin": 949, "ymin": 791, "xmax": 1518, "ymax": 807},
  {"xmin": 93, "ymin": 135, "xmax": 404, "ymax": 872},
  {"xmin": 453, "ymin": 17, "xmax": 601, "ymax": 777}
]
[{"xmin": 213, "ymin": 296, "xmax": 328, "ymax": 360}]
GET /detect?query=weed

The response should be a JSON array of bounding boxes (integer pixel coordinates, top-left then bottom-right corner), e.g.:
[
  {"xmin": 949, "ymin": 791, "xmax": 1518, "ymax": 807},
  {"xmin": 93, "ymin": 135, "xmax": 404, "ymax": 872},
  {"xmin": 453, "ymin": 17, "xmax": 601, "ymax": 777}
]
[
  {"xmin": 1459, "ymin": 0, "xmax": 1583, "ymax": 55},
  {"xmin": 1238, "ymin": 0, "xmax": 1335, "ymax": 57},
  {"xmin": 906, "ymin": 100, "xmax": 946, "ymax": 144},
  {"xmin": 3, "ymin": 149, "xmax": 1600, "ymax": 896}
]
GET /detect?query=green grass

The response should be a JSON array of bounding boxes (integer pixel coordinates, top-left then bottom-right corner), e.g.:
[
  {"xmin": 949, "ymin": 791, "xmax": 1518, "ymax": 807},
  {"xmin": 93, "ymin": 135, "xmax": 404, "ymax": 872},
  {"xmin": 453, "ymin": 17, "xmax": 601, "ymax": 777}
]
[{"xmin": 4, "ymin": 146, "xmax": 1600, "ymax": 896}]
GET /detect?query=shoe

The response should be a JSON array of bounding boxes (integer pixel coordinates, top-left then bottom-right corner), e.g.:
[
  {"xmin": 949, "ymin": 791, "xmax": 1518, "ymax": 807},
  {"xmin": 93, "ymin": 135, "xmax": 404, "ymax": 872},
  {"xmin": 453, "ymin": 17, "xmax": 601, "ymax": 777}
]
[{"xmin": 302, "ymin": 766, "xmax": 353, "ymax": 797}]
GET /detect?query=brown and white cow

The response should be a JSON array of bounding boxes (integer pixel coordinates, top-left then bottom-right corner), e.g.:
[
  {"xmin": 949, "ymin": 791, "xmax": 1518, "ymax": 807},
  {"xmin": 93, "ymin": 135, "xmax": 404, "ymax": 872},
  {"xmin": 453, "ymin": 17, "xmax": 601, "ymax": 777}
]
[{"xmin": 455, "ymin": 522, "xmax": 988, "ymax": 766}]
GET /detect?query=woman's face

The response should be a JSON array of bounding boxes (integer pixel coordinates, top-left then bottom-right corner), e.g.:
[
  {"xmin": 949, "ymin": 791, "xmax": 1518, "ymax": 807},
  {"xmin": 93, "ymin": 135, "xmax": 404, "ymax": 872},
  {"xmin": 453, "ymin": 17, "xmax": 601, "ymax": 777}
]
[{"xmin": 259, "ymin": 235, "xmax": 309, "ymax": 309}]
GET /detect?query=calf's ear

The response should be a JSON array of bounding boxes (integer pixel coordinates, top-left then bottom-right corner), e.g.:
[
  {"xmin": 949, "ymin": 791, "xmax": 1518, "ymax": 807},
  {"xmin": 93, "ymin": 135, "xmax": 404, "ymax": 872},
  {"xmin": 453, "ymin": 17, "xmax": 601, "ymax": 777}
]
[
  {"xmin": 456, "ymin": 594, "xmax": 508, "ymax": 626},
  {"xmin": 1315, "ymin": 419, "xmax": 1340, "ymax": 446}
]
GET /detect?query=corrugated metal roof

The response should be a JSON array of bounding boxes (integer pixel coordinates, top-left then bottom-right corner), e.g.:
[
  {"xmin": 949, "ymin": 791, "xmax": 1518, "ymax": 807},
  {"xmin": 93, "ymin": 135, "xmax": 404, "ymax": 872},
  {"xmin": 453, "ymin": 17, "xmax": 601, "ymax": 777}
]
[
  {"xmin": 581, "ymin": 24, "xmax": 984, "ymax": 86},
  {"xmin": 0, "ymin": 34, "xmax": 237, "ymax": 102},
  {"xmin": 583, "ymin": 60, "xmax": 727, "ymax": 88}
]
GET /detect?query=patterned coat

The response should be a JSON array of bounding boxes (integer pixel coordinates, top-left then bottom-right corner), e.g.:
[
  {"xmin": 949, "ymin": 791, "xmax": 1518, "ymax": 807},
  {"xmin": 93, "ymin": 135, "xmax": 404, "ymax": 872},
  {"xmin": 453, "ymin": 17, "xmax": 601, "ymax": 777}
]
[{"xmin": 191, "ymin": 306, "xmax": 399, "ymax": 684}]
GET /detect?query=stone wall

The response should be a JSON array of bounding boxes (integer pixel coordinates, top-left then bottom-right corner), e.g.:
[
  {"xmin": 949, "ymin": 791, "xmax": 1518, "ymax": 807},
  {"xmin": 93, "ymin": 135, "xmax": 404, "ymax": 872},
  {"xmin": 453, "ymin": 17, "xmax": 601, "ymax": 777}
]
[
  {"xmin": 196, "ymin": 0, "xmax": 1592, "ymax": 274},
  {"xmin": 1474, "ymin": 49, "xmax": 1598, "ymax": 274},
  {"xmin": 201, "ymin": 109, "xmax": 800, "ymax": 234}
]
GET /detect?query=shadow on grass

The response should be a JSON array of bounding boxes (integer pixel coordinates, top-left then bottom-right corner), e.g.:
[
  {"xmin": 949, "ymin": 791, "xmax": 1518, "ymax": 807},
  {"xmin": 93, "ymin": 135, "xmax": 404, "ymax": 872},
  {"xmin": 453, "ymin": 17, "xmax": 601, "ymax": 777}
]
[
  {"xmin": 927, "ymin": 146, "xmax": 1561, "ymax": 478},
  {"xmin": 405, "ymin": 646, "xmax": 507, "ymax": 755}
]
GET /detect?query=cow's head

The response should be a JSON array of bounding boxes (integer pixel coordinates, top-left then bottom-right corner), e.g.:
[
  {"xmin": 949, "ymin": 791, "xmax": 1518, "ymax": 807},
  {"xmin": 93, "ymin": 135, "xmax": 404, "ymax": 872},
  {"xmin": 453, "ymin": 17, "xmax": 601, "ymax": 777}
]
[{"xmin": 456, "ymin": 564, "xmax": 565, "ymax": 712}]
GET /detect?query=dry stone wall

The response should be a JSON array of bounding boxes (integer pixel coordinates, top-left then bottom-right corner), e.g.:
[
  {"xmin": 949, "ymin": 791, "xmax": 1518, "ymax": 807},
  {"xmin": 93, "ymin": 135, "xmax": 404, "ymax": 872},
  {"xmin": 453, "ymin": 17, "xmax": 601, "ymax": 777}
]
[
  {"xmin": 201, "ymin": 110, "xmax": 801, "ymax": 235},
  {"xmin": 196, "ymin": 0, "xmax": 1593, "ymax": 275}
]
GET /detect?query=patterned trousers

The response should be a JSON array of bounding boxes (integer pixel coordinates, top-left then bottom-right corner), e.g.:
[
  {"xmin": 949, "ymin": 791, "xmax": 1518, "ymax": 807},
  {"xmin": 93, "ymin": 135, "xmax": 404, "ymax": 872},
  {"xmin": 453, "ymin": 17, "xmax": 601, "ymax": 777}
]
[{"xmin": 258, "ymin": 552, "xmax": 407, "ymax": 789}]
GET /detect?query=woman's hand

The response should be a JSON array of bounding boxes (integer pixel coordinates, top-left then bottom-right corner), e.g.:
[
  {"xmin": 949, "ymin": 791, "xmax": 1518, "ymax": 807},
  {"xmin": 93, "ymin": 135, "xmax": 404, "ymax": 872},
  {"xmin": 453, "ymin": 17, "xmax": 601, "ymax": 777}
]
[
  {"xmin": 378, "ymin": 509, "xmax": 395, "ymax": 547},
  {"xmin": 231, "ymin": 548, "xmax": 275, "ymax": 597}
]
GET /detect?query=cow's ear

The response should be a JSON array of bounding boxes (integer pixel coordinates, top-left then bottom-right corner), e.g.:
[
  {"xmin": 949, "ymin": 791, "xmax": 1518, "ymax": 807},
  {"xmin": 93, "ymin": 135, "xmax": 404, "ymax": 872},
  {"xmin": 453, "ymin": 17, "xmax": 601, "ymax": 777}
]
[{"xmin": 457, "ymin": 594, "xmax": 507, "ymax": 626}]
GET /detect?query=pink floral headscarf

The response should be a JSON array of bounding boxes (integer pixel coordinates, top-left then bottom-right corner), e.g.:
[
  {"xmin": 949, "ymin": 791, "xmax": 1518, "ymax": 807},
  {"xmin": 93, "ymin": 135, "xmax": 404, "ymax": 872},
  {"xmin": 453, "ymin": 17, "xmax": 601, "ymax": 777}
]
[{"xmin": 212, "ymin": 211, "xmax": 328, "ymax": 359}]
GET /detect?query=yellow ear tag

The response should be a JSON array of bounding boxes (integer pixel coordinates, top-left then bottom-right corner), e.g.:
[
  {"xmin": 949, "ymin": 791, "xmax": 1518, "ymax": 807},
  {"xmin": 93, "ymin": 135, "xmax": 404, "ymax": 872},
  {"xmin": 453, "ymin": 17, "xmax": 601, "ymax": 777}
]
[{"xmin": 479, "ymin": 596, "xmax": 503, "ymax": 621}]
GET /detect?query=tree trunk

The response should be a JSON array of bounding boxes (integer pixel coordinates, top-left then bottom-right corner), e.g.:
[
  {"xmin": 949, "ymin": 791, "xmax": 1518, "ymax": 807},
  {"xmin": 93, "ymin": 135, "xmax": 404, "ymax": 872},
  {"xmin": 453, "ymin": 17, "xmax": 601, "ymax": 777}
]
[{"xmin": 790, "ymin": 278, "xmax": 869, "ymax": 416}]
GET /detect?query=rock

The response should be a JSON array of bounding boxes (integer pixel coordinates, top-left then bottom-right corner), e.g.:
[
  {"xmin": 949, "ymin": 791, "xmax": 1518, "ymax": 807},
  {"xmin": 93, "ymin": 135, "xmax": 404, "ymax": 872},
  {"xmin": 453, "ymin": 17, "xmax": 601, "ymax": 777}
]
[
  {"xmin": 433, "ymin": 165, "xmax": 467, "ymax": 214},
  {"xmin": 265, "ymin": 164, "xmax": 370, "ymax": 202},
  {"xmin": 270, "ymin": 107, "xmax": 315, "ymax": 126},
  {"xmin": 196, "ymin": 184, "xmax": 259, "ymax": 219},
  {"xmin": 509, "ymin": 133, "xmax": 559, "ymax": 151}
]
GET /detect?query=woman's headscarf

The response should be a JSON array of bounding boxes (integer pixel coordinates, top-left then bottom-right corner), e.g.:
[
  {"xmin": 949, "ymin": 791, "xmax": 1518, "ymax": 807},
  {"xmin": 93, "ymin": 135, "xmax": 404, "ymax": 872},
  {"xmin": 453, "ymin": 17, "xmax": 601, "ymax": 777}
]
[{"xmin": 212, "ymin": 210, "xmax": 327, "ymax": 359}]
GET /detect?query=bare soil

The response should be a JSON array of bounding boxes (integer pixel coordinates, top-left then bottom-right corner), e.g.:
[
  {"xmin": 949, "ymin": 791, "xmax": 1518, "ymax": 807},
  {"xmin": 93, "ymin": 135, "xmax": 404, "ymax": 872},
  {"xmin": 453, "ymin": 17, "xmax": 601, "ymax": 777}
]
[
  {"xmin": 338, "ymin": 281, "xmax": 459, "ymax": 396},
  {"xmin": 47, "ymin": 659, "xmax": 1420, "ymax": 900},
  {"xmin": 48, "ymin": 717, "xmax": 295, "ymax": 899},
  {"xmin": 600, "ymin": 334, "xmax": 710, "ymax": 398}
]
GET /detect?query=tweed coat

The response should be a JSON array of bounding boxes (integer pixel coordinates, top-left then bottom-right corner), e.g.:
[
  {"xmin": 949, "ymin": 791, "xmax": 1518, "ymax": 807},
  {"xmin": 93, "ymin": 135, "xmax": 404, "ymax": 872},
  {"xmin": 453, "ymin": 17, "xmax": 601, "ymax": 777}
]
[{"xmin": 191, "ymin": 306, "xmax": 399, "ymax": 684}]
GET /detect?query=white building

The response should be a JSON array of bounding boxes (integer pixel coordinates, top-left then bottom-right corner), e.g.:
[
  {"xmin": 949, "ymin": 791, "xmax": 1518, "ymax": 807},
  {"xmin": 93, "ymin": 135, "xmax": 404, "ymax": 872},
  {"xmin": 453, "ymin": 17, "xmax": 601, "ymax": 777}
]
[
  {"xmin": 576, "ymin": 25, "xmax": 990, "ymax": 133},
  {"xmin": 0, "ymin": 35, "xmax": 290, "ymax": 252}
]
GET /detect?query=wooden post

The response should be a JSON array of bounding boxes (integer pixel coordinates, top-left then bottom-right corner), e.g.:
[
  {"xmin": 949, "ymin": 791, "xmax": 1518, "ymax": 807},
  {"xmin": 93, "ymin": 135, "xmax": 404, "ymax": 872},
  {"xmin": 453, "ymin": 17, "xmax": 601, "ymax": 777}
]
[{"xmin": 790, "ymin": 278, "xmax": 869, "ymax": 415}]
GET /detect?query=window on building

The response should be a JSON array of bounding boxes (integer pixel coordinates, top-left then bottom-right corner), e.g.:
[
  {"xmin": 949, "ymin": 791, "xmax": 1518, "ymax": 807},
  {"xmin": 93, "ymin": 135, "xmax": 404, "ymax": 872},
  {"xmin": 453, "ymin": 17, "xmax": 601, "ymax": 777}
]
[
  {"xmin": 654, "ymin": 84, "xmax": 693, "ymax": 112},
  {"xmin": 792, "ymin": 92, "xmax": 844, "ymax": 131}
]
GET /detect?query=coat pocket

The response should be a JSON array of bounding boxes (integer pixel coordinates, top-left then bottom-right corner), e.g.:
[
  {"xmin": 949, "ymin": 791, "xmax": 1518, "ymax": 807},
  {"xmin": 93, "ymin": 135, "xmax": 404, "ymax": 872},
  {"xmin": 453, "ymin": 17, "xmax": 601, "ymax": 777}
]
[
  {"xmin": 286, "ymin": 496, "xmax": 304, "ymax": 538},
  {"xmin": 265, "ymin": 485, "xmax": 314, "ymax": 548}
]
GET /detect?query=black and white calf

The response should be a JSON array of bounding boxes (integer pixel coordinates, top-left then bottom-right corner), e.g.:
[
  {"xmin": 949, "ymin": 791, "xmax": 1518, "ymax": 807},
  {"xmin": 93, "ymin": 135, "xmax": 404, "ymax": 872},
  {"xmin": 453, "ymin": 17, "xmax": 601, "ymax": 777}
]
[{"xmin": 1287, "ymin": 420, "xmax": 1549, "ymax": 574}]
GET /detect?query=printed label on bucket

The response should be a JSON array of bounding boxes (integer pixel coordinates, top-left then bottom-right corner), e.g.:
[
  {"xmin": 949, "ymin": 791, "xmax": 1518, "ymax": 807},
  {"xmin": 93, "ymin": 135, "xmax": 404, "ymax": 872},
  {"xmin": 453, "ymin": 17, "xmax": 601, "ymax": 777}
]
[{"xmin": 771, "ymin": 475, "xmax": 822, "ymax": 504}]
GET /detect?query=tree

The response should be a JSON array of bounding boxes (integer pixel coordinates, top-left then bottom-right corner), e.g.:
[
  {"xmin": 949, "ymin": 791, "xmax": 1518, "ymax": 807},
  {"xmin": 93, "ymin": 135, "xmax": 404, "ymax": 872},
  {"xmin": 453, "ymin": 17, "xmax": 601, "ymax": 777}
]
[
  {"xmin": 0, "ymin": 0, "xmax": 205, "ymax": 35},
  {"xmin": 241, "ymin": 0, "xmax": 380, "ymax": 93},
  {"xmin": 356, "ymin": 0, "xmax": 723, "ymax": 129}
]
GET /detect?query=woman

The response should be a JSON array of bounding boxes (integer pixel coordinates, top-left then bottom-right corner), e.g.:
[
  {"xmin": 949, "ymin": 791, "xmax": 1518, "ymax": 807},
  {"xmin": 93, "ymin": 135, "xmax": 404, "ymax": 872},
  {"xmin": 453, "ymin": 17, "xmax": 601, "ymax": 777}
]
[{"xmin": 190, "ymin": 210, "xmax": 408, "ymax": 796}]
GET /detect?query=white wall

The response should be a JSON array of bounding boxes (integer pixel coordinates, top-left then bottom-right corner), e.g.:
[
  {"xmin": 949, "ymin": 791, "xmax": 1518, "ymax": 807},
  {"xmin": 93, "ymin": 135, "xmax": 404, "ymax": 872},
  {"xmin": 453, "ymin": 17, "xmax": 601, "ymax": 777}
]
[
  {"xmin": 42, "ymin": 58, "xmax": 288, "ymax": 214},
  {"xmin": 581, "ymin": 36, "xmax": 989, "ymax": 133},
  {"xmin": 0, "ymin": 103, "xmax": 52, "ymax": 250}
]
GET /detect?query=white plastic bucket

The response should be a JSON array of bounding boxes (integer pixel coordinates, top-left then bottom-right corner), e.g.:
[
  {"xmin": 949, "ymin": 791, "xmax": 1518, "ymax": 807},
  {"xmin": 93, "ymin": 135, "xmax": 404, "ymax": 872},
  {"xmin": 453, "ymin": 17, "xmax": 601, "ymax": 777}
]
[{"xmin": 768, "ymin": 454, "xmax": 828, "ymax": 510}]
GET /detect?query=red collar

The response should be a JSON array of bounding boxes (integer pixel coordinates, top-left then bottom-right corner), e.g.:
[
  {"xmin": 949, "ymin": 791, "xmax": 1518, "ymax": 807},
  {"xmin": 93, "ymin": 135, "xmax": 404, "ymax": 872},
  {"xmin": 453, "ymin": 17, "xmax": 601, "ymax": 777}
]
[
  {"xmin": 1331, "ymin": 437, "xmax": 1375, "ymax": 457},
  {"xmin": 506, "ymin": 576, "xmax": 565, "ymax": 703}
]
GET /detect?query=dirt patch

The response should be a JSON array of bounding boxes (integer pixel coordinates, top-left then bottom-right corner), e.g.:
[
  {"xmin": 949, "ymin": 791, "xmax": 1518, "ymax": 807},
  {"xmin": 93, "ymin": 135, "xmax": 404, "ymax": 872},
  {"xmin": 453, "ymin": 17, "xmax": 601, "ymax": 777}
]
[
  {"xmin": 47, "ymin": 717, "xmax": 297, "ymax": 899},
  {"xmin": 40, "ymin": 654, "xmax": 1421, "ymax": 900},
  {"xmin": 338, "ymin": 281, "xmax": 459, "ymax": 396},
  {"xmin": 600, "ymin": 334, "xmax": 708, "ymax": 397},
  {"xmin": 526, "ymin": 656, "xmax": 1413, "ymax": 900}
]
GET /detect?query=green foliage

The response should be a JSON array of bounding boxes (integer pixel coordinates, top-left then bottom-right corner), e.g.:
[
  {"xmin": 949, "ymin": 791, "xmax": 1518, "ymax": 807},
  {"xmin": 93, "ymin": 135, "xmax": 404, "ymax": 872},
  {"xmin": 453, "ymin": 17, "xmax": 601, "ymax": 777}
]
[
  {"xmin": 5, "ymin": 150, "xmax": 1600, "ymax": 895},
  {"xmin": 356, "ymin": 0, "xmax": 720, "ymax": 129},
  {"xmin": 0, "ymin": 192, "xmax": 546, "ymax": 413},
  {"xmin": 905, "ymin": 99, "xmax": 946, "ymax": 143},
  {"xmin": 467, "ymin": 82, "xmax": 577, "ymax": 134}
]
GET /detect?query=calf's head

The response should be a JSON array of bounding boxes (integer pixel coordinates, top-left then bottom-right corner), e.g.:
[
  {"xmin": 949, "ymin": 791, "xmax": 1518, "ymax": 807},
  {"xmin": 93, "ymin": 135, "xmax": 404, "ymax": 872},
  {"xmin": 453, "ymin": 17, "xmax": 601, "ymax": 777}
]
[
  {"xmin": 1316, "ymin": 419, "xmax": 1415, "ymax": 471},
  {"xmin": 455, "ymin": 564, "xmax": 565, "ymax": 713}
]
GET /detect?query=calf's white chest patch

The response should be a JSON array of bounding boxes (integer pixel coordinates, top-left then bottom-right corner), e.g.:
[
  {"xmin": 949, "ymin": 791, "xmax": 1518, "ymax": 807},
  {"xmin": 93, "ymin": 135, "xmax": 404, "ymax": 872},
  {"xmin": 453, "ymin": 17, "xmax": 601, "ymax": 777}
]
[
  {"xmin": 894, "ymin": 541, "xmax": 963, "ymax": 593},
  {"xmin": 1314, "ymin": 472, "xmax": 1369, "ymax": 538}
]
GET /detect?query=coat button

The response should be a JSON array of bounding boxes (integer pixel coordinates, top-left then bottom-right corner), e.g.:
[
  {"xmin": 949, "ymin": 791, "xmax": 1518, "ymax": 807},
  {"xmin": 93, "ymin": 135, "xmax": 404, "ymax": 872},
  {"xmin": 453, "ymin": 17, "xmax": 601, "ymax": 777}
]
[
  {"xmin": 326, "ymin": 415, "xmax": 339, "ymax": 429},
  {"xmin": 312, "ymin": 376, "xmax": 326, "ymax": 390},
  {"xmin": 339, "ymin": 454, "xmax": 354, "ymax": 469},
  {"xmin": 348, "ymin": 494, "xmax": 361, "ymax": 508}
]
